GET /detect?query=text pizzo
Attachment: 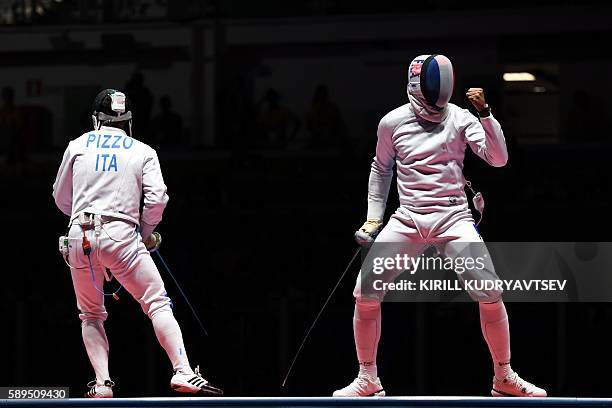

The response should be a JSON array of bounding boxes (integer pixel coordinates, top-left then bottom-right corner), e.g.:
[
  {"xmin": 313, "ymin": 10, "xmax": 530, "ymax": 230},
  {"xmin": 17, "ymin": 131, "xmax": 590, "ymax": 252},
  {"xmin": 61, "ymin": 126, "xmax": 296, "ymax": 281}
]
[
  {"xmin": 86, "ymin": 133, "xmax": 134, "ymax": 172},
  {"xmin": 86, "ymin": 133, "xmax": 134, "ymax": 150}
]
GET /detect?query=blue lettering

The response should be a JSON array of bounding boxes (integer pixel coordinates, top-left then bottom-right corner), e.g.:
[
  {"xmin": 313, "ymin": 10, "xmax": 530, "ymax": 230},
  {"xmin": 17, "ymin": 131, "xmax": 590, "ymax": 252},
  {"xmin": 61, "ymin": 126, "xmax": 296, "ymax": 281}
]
[
  {"xmin": 123, "ymin": 137, "xmax": 134, "ymax": 149},
  {"xmin": 108, "ymin": 154, "xmax": 118, "ymax": 172},
  {"xmin": 94, "ymin": 153, "xmax": 118, "ymax": 171},
  {"xmin": 101, "ymin": 154, "xmax": 110, "ymax": 170},
  {"xmin": 86, "ymin": 133, "xmax": 96, "ymax": 147},
  {"xmin": 112, "ymin": 135, "xmax": 122, "ymax": 149},
  {"xmin": 101, "ymin": 135, "xmax": 111, "ymax": 148},
  {"xmin": 96, "ymin": 134, "xmax": 101, "ymax": 148}
]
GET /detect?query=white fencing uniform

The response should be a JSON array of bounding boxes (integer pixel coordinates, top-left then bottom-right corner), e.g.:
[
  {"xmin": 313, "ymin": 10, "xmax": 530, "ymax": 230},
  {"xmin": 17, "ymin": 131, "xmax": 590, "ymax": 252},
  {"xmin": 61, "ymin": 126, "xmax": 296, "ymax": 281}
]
[
  {"xmin": 346, "ymin": 102, "xmax": 511, "ymax": 383},
  {"xmin": 355, "ymin": 102, "xmax": 507, "ymax": 301},
  {"xmin": 53, "ymin": 125, "xmax": 168, "ymax": 238},
  {"xmin": 336, "ymin": 56, "xmax": 546, "ymax": 398},
  {"xmin": 53, "ymin": 125, "xmax": 193, "ymax": 384},
  {"xmin": 366, "ymin": 102, "xmax": 507, "ymax": 237}
]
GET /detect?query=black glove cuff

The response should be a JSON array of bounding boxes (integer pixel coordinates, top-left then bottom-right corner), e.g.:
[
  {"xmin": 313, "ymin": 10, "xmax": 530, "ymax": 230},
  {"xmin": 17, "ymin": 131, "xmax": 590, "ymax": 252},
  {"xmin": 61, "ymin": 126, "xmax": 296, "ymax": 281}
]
[{"xmin": 478, "ymin": 104, "xmax": 491, "ymax": 117}]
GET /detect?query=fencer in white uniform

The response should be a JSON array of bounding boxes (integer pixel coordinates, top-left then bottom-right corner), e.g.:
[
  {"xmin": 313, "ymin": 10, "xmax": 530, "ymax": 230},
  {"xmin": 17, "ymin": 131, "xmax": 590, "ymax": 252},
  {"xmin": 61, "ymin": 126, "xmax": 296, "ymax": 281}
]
[
  {"xmin": 333, "ymin": 55, "xmax": 546, "ymax": 397},
  {"xmin": 53, "ymin": 89, "xmax": 222, "ymax": 398}
]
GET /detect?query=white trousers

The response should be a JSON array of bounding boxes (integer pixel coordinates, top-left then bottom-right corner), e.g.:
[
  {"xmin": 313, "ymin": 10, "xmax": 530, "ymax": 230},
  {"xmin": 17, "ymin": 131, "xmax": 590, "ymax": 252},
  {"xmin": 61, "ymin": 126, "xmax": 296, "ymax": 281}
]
[
  {"xmin": 349, "ymin": 207, "xmax": 511, "ymax": 377},
  {"xmin": 353, "ymin": 207, "xmax": 502, "ymax": 303},
  {"xmin": 68, "ymin": 220, "xmax": 171, "ymax": 321},
  {"xmin": 67, "ymin": 219, "xmax": 192, "ymax": 381}
]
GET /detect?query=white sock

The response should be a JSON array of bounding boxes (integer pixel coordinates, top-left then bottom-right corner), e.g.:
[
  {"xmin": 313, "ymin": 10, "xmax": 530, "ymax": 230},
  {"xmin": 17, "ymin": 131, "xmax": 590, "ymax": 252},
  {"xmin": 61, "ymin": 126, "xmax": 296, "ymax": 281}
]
[
  {"xmin": 354, "ymin": 300, "xmax": 381, "ymax": 378},
  {"xmin": 479, "ymin": 300, "xmax": 512, "ymax": 379},
  {"xmin": 151, "ymin": 310, "xmax": 193, "ymax": 374},
  {"xmin": 81, "ymin": 319, "xmax": 110, "ymax": 384}
]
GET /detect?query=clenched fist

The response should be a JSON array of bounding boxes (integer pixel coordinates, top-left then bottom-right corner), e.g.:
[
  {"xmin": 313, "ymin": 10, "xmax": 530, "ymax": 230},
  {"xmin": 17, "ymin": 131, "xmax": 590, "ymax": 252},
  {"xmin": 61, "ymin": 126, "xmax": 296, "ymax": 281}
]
[{"xmin": 466, "ymin": 88, "xmax": 488, "ymax": 114}]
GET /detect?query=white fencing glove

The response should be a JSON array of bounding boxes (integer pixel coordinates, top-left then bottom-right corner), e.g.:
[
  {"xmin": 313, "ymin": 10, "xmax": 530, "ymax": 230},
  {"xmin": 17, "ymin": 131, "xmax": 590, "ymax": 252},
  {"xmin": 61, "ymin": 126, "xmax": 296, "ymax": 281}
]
[
  {"xmin": 144, "ymin": 232, "xmax": 162, "ymax": 252},
  {"xmin": 355, "ymin": 219, "xmax": 383, "ymax": 246}
]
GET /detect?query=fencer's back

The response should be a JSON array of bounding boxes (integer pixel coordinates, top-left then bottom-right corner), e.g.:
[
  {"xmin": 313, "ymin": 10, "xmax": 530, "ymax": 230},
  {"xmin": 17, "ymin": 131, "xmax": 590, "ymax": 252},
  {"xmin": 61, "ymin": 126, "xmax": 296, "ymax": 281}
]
[{"xmin": 69, "ymin": 126, "xmax": 154, "ymax": 224}]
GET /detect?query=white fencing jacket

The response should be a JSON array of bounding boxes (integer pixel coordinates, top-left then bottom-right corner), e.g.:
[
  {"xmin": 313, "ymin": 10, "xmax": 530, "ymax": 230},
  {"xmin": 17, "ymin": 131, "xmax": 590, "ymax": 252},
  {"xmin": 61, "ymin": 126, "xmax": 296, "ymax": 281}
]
[
  {"xmin": 53, "ymin": 126, "xmax": 169, "ymax": 238},
  {"xmin": 367, "ymin": 103, "xmax": 507, "ymax": 234}
]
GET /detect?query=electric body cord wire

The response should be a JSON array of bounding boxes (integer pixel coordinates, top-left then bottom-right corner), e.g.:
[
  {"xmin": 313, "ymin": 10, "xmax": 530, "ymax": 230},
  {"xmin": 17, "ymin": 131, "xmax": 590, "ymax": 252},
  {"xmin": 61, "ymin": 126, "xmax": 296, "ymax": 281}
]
[{"xmin": 63, "ymin": 217, "xmax": 140, "ymax": 300}]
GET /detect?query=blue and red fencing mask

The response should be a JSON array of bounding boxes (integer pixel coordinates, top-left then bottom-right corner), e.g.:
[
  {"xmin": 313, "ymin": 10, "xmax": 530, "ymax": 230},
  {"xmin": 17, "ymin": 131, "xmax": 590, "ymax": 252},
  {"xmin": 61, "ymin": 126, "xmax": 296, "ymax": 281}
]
[{"xmin": 407, "ymin": 54, "xmax": 454, "ymax": 123}]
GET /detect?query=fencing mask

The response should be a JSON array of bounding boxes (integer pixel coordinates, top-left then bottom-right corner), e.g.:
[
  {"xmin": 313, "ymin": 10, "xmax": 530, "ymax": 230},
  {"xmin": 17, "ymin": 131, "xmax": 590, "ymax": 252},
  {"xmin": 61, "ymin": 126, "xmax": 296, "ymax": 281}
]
[
  {"xmin": 407, "ymin": 54, "xmax": 454, "ymax": 123},
  {"xmin": 92, "ymin": 89, "xmax": 133, "ymax": 135}
]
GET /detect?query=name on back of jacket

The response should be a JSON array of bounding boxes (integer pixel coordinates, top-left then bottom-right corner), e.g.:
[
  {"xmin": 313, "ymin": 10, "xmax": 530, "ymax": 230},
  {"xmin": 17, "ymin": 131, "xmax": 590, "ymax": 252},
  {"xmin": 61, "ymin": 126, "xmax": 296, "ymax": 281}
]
[{"xmin": 86, "ymin": 133, "xmax": 134, "ymax": 172}]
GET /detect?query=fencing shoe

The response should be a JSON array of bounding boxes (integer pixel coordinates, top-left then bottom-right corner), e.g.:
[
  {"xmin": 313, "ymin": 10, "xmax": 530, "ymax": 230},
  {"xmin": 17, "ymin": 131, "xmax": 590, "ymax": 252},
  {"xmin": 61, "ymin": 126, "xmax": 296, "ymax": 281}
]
[
  {"xmin": 85, "ymin": 379, "xmax": 114, "ymax": 398},
  {"xmin": 170, "ymin": 365, "xmax": 223, "ymax": 396},
  {"xmin": 491, "ymin": 371, "xmax": 547, "ymax": 397},
  {"xmin": 333, "ymin": 372, "xmax": 385, "ymax": 397}
]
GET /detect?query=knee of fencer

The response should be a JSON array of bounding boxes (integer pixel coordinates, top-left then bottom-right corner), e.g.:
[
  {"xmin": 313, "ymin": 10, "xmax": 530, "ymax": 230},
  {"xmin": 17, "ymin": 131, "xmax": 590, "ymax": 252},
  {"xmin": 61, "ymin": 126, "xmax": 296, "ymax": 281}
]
[
  {"xmin": 479, "ymin": 297, "xmax": 504, "ymax": 307},
  {"xmin": 79, "ymin": 311, "xmax": 108, "ymax": 322},
  {"xmin": 81, "ymin": 318, "xmax": 105, "ymax": 328},
  {"xmin": 355, "ymin": 296, "xmax": 381, "ymax": 312},
  {"xmin": 474, "ymin": 290, "xmax": 503, "ymax": 304},
  {"xmin": 143, "ymin": 296, "xmax": 173, "ymax": 319}
]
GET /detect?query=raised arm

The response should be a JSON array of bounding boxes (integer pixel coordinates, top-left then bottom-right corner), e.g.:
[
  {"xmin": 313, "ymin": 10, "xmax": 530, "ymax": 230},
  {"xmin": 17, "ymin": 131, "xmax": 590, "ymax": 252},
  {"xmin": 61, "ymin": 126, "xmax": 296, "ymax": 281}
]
[{"xmin": 463, "ymin": 88, "xmax": 508, "ymax": 167}]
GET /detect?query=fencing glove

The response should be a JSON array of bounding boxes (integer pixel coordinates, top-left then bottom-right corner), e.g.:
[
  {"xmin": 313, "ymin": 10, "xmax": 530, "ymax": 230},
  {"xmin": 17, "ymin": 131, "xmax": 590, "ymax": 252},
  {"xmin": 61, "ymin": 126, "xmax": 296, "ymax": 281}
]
[
  {"xmin": 144, "ymin": 232, "xmax": 162, "ymax": 252},
  {"xmin": 355, "ymin": 219, "xmax": 383, "ymax": 246}
]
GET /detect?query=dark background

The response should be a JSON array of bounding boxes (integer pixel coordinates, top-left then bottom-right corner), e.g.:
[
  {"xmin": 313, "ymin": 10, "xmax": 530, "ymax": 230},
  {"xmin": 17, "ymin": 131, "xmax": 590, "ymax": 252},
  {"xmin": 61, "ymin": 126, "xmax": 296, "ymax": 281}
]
[{"xmin": 1, "ymin": 0, "xmax": 611, "ymax": 399}]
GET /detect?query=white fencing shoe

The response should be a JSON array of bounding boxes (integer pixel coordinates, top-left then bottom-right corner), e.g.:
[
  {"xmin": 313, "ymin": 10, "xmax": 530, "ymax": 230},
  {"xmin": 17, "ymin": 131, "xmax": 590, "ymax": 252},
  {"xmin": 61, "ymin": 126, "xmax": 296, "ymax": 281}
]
[
  {"xmin": 170, "ymin": 365, "xmax": 223, "ymax": 396},
  {"xmin": 491, "ymin": 371, "xmax": 547, "ymax": 397},
  {"xmin": 333, "ymin": 373, "xmax": 385, "ymax": 397},
  {"xmin": 85, "ymin": 379, "xmax": 114, "ymax": 398}
]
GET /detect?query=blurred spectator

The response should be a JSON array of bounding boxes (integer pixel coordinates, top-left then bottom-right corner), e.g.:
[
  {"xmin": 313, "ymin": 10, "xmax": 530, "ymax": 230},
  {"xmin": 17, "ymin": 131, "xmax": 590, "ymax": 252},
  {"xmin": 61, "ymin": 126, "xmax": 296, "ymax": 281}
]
[
  {"xmin": 0, "ymin": 86, "xmax": 25, "ymax": 164},
  {"xmin": 306, "ymin": 84, "xmax": 346, "ymax": 148},
  {"xmin": 151, "ymin": 95, "xmax": 184, "ymax": 148},
  {"xmin": 125, "ymin": 71, "xmax": 153, "ymax": 141},
  {"xmin": 256, "ymin": 89, "xmax": 300, "ymax": 148}
]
